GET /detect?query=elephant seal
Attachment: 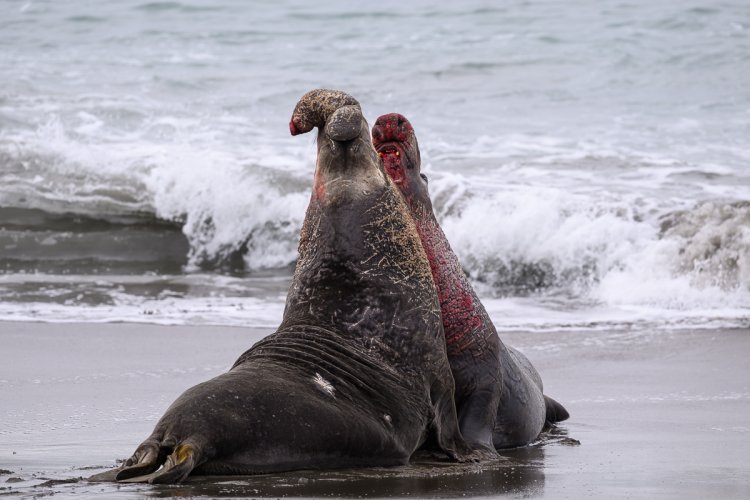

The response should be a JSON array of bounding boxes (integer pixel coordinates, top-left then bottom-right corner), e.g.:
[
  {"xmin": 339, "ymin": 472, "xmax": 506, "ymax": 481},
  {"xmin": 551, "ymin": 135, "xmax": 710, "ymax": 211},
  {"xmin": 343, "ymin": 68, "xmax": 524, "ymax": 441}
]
[
  {"xmin": 372, "ymin": 113, "xmax": 569, "ymax": 449},
  {"xmin": 90, "ymin": 91, "xmax": 481, "ymax": 485}
]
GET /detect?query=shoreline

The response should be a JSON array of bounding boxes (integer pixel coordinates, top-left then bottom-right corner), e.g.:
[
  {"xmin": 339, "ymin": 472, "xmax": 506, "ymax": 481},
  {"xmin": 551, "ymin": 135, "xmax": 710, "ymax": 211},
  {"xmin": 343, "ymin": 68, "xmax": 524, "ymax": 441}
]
[{"xmin": 1, "ymin": 322, "xmax": 749, "ymax": 498}]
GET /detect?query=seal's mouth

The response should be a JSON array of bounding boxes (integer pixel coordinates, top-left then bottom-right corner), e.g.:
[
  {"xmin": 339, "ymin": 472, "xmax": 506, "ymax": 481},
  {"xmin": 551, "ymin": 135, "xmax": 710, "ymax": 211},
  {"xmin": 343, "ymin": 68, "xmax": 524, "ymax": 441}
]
[
  {"xmin": 377, "ymin": 143, "xmax": 406, "ymax": 184},
  {"xmin": 377, "ymin": 144, "xmax": 403, "ymax": 157}
]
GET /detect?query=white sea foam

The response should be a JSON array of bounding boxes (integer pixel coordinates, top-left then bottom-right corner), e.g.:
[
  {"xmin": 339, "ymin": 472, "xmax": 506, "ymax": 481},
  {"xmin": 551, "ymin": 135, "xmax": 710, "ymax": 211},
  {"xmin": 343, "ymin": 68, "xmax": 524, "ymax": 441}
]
[
  {"xmin": 428, "ymin": 165, "xmax": 749, "ymax": 323},
  {"xmin": 0, "ymin": 109, "xmax": 310, "ymax": 270},
  {"xmin": 0, "ymin": 295, "xmax": 286, "ymax": 328}
]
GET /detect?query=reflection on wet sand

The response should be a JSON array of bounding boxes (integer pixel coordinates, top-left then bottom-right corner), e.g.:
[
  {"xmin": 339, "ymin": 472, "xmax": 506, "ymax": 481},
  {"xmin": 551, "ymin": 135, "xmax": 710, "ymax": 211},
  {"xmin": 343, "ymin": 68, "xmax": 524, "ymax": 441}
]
[
  {"xmin": 141, "ymin": 429, "xmax": 577, "ymax": 498},
  {"xmin": 0, "ymin": 428, "xmax": 578, "ymax": 499},
  {"xmin": 148, "ymin": 456, "xmax": 542, "ymax": 498},
  {"xmin": 6, "ymin": 429, "xmax": 569, "ymax": 499}
]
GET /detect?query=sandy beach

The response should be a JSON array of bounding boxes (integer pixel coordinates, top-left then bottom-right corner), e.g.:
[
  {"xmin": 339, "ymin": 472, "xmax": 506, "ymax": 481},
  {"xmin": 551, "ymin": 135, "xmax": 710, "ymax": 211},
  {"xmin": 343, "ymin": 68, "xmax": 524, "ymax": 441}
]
[{"xmin": 1, "ymin": 321, "xmax": 748, "ymax": 498}]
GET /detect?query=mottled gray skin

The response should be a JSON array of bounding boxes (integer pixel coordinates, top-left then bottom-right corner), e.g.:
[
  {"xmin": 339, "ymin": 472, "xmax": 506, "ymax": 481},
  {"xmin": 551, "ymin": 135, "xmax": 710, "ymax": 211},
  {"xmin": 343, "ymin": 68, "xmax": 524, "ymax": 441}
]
[
  {"xmin": 372, "ymin": 113, "xmax": 569, "ymax": 449},
  {"xmin": 89, "ymin": 91, "xmax": 480, "ymax": 485}
]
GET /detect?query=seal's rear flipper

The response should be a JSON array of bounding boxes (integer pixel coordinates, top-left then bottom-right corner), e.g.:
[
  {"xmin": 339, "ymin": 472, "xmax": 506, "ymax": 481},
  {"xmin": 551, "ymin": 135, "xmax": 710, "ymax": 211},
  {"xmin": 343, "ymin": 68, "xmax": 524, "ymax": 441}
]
[{"xmin": 544, "ymin": 395, "xmax": 570, "ymax": 427}]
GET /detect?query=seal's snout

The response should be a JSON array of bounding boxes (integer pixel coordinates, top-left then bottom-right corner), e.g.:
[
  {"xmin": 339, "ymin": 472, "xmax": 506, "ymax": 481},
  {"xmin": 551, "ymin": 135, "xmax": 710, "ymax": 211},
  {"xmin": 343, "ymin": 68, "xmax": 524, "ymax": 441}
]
[
  {"xmin": 289, "ymin": 89, "xmax": 361, "ymax": 139},
  {"xmin": 372, "ymin": 113, "xmax": 416, "ymax": 184},
  {"xmin": 372, "ymin": 113, "xmax": 413, "ymax": 146}
]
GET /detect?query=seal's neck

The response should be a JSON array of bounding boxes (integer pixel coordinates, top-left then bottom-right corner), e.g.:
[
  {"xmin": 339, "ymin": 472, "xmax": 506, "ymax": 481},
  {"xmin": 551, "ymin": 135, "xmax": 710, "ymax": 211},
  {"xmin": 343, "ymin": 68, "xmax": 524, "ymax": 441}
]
[
  {"xmin": 287, "ymin": 185, "xmax": 440, "ymax": 349},
  {"xmin": 410, "ymin": 203, "xmax": 489, "ymax": 352}
]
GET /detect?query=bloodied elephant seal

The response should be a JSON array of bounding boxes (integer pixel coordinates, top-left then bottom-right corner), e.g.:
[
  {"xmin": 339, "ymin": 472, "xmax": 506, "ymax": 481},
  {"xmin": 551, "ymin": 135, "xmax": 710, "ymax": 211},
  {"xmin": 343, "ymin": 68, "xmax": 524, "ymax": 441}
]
[
  {"xmin": 372, "ymin": 113, "xmax": 569, "ymax": 450},
  {"xmin": 89, "ymin": 91, "xmax": 484, "ymax": 485}
]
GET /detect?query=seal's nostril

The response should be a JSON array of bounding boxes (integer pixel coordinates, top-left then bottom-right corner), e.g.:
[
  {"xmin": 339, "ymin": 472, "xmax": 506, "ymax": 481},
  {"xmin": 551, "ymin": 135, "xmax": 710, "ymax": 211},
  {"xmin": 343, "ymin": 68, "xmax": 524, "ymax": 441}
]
[{"xmin": 372, "ymin": 113, "xmax": 413, "ymax": 144}]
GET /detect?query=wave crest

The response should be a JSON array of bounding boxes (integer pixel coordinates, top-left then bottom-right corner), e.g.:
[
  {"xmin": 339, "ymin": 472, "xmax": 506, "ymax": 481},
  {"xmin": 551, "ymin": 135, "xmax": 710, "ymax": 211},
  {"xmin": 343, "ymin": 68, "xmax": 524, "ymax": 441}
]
[
  {"xmin": 660, "ymin": 201, "xmax": 750, "ymax": 290},
  {"xmin": 432, "ymin": 175, "xmax": 749, "ymax": 310}
]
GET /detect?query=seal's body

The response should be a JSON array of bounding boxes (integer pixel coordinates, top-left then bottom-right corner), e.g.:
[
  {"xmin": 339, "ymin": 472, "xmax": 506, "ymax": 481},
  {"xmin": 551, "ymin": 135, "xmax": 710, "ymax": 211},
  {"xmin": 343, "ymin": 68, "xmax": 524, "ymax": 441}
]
[
  {"xmin": 372, "ymin": 113, "xmax": 569, "ymax": 449},
  {"xmin": 90, "ymin": 91, "xmax": 479, "ymax": 485}
]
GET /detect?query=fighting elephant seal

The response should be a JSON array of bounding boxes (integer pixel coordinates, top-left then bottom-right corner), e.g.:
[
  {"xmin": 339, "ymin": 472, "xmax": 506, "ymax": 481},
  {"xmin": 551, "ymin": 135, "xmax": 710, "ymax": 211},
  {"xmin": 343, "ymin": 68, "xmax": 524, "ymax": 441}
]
[
  {"xmin": 90, "ymin": 91, "xmax": 481, "ymax": 485},
  {"xmin": 372, "ymin": 113, "xmax": 569, "ymax": 449}
]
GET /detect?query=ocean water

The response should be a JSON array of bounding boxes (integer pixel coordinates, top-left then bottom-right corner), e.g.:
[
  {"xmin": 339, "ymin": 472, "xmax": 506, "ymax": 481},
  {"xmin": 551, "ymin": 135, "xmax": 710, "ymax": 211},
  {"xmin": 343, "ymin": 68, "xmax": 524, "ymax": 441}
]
[{"xmin": 0, "ymin": 0, "xmax": 748, "ymax": 331}]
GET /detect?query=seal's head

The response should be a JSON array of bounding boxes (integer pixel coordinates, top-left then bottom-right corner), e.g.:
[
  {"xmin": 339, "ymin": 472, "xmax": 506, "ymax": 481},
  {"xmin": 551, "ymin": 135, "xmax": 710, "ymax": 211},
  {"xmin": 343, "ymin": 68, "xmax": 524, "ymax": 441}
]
[
  {"xmin": 371, "ymin": 113, "xmax": 430, "ymax": 208},
  {"xmin": 290, "ymin": 89, "xmax": 383, "ymax": 203}
]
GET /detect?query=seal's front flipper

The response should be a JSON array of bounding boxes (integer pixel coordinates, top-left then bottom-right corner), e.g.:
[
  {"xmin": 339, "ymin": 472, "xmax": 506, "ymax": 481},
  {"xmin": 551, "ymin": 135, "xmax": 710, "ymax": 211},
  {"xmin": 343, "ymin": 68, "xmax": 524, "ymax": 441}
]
[
  {"xmin": 88, "ymin": 437, "xmax": 167, "ymax": 482},
  {"xmin": 113, "ymin": 438, "xmax": 169, "ymax": 481},
  {"xmin": 429, "ymin": 375, "xmax": 498, "ymax": 462},
  {"xmin": 544, "ymin": 395, "xmax": 570, "ymax": 428},
  {"xmin": 117, "ymin": 442, "xmax": 200, "ymax": 484},
  {"xmin": 90, "ymin": 435, "xmax": 199, "ymax": 484},
  {"xmin": 457, "ymin": 384, "xmax": 502, "ymax": 453},
  {"xmin": 147, "ymin": 443, "xmax": 197, "ymax": 484}
]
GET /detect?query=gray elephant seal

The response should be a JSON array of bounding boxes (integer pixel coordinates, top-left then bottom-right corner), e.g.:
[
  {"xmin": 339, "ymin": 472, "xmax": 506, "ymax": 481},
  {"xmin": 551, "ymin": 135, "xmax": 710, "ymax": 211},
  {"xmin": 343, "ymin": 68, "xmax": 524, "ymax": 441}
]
[
  {"xmin": 372, "ymin": 113, "xmax": 569, "ymax": 449},
  {"xmin": 89, "ymin": 91, "xmax": 481, "ymax": 485}
]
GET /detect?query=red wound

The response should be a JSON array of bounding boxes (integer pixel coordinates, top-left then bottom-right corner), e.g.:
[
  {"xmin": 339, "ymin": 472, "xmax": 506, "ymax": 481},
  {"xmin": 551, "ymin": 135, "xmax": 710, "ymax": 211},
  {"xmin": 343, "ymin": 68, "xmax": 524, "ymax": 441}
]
[
  {"xmin": 380, "ymin": 150, "xmax": 406, "ymax": 186},
  {"xmin": 416, "ymin": 217, "xmax": 486, "ymax": 352},
  {"xmin": 314, "ymin": 181, "xmax": 326, "ymax": 200}
]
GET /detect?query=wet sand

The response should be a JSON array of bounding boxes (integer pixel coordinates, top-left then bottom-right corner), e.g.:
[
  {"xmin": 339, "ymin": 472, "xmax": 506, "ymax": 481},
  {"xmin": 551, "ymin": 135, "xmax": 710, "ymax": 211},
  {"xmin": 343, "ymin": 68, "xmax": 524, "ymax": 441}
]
[{"xmin": 1, "ymin": 322, "xmax": 749, "ymax": 498}]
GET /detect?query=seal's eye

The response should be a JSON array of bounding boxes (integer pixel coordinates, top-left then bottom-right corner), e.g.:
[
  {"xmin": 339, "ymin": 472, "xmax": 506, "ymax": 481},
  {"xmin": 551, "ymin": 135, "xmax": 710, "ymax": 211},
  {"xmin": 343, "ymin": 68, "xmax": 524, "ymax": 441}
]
[{"xmin": 420, "ymin": 173, "xmax": 428, "ymax": 184}]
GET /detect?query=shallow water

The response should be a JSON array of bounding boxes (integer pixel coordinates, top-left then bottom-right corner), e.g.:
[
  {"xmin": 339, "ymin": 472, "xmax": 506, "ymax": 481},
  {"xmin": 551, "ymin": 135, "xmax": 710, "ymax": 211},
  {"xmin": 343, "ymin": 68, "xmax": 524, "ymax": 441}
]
[{"xmin": 1, "ymin": 0, "xmax": 749, "ymax": 329}]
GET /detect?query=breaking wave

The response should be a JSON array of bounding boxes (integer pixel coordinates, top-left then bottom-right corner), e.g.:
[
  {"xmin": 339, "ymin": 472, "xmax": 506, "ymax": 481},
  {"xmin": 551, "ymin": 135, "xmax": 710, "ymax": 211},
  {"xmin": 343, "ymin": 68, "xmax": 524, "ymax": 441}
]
[
  {"xmin": 0, "ymin": 114, "xmax": 309, "ymax": 273},
  {"xmin": 2, "ymin": 119, "xmax": 748, "ymax": 326}
]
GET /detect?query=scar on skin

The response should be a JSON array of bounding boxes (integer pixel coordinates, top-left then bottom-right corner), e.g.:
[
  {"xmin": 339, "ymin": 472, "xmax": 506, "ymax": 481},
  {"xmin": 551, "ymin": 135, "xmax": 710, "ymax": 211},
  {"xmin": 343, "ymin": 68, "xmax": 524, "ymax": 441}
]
[{"xmin": 314, "ymin": 372, "xmax": 335, "ymax": 397}]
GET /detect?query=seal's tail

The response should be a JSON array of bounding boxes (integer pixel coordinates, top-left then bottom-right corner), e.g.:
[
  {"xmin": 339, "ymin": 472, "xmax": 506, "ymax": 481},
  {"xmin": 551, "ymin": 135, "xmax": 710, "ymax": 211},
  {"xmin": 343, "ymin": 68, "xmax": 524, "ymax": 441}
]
[{"xmin": 544, "ymin": 395, "xmax": 570, "ymax": 427}]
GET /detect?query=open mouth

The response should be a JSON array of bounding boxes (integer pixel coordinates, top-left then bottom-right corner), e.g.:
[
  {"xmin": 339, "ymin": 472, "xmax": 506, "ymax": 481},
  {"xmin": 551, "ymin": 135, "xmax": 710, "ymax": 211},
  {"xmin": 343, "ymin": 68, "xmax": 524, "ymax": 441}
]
[
  {"xmin": 376, "ymin": 143, "xmax": 406, "ymax": 184},
  {"xmin": 376, "ymin": 142, "xmax": 405, "ymax": 158},
  {"xmin": 378, "ymin": 145, "xmax": 400, "ymax": 157}
]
